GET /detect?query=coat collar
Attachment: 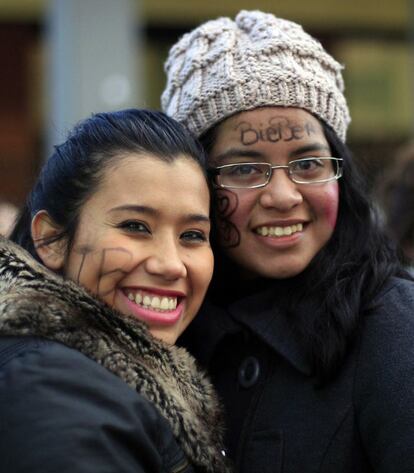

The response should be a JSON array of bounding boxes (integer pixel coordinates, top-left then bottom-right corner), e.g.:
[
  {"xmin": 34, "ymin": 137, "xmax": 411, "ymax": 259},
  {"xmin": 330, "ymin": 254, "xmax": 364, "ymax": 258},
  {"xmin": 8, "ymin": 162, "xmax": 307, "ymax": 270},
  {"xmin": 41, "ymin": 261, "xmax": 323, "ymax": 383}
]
[
  {"xmin": 0, "ymin": 236, "xmax": 229, "ymax": 472},
  {"xmin": 228, "ymin": 285, "xmax": 313, "ymax": 376},
  {"xmin": 193, "ymin": 280, "xmax": 313, "ymax": 377}
]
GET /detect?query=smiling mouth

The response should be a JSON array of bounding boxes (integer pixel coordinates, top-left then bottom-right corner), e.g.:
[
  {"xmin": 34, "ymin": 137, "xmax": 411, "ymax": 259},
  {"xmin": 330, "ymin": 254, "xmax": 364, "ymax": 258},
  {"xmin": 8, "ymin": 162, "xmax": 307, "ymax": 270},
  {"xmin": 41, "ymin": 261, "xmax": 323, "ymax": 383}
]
[
  {"xmin": 255, "ymin": 223, "xmax": 303, "ymax": 237},
  {"xmin": 125, "ymin": 289, "xmax": 179, "ymax": 312}
]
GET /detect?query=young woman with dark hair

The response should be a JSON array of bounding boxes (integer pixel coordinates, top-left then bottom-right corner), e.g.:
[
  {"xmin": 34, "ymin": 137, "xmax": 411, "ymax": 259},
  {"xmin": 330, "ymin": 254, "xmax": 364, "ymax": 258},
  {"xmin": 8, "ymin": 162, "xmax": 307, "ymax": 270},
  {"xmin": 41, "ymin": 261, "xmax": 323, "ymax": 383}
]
[
  {"xmin": 162, "ymin": 10, "xmax": 414, "ymax": 472},
  {"xmin": 0, "ymin": 109, "xmax": 229, "ymax": 472}
]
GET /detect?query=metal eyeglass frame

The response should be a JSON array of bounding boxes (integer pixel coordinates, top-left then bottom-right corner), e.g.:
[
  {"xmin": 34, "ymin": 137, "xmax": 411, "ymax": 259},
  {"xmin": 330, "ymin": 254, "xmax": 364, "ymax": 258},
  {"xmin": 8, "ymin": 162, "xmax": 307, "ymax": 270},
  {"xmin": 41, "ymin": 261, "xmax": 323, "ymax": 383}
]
[{"xmin": 208, "ymin": 157, "xmax": 344, "ymax": 189}]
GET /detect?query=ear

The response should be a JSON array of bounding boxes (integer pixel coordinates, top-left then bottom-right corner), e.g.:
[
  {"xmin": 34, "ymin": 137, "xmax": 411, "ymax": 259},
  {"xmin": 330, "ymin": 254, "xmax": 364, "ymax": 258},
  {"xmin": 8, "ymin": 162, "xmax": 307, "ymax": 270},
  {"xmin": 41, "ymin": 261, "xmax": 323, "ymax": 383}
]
[{"xmin": 31, "ymin": 210, "xmax": 66, "ymax": 271}]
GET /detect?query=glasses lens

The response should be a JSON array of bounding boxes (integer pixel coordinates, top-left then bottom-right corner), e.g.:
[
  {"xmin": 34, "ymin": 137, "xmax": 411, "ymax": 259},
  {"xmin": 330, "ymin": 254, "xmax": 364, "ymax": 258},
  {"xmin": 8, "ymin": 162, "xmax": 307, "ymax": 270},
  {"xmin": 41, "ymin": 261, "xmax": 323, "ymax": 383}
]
[
  {"xmin": 290, "ymin": 158, "xmax": 338, "ymax": 183},
  {"xmin": 217, "ymin": 163, "xmax": 269, "ymax": 188}
]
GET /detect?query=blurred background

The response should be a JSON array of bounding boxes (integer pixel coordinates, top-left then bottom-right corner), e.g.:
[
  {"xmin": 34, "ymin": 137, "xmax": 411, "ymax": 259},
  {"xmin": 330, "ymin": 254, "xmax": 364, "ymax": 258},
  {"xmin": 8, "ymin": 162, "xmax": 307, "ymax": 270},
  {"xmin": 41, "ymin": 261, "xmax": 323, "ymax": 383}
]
[{"xmin": 0, "ymin": 0, "xmax": 412, "ymax": 211}]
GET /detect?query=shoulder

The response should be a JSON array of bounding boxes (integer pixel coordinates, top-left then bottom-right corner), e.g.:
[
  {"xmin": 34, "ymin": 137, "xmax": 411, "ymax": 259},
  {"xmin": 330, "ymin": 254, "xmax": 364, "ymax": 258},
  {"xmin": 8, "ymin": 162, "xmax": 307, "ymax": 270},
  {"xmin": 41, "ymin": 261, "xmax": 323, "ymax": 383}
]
[
  {"xmin": 356, "ymin": 277, "xmax": 414, "ymax": 365},
  {"xmin": 360, "ymin": 276, "xmax": 414, "ymax": 341},
  {"xmin": 0, "ymin": 336, "xmax": 162, "ymax": 426},
  {"xmin": 0, "ymin": 336, "xmax": 187, "ymax": 472},
  {"xmin": 352, "ymin": 278, "xmax": 414, "ymax": 469},
  {"xmin": 0, "ymin": 336, "xmax": 143, "ymax": 404},
  {"xmin": 373, "ymin": 275, "xmax": 414, "ymax": 307},
  {"xmin": 354, "ymin": 276, "xmax": 414, "ymax": 403}
]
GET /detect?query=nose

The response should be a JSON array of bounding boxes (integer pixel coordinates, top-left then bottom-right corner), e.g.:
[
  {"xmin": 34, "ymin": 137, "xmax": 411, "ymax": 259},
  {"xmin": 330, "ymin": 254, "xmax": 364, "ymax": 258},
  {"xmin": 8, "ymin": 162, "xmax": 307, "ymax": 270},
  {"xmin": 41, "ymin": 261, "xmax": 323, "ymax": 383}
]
[
  {"xmin": 144, "ymin": 237, "xmax": 187, "ymax": 281},
  {"xmin": 258, "ymin": 168, "xmax": 303, "ymax": 211}
]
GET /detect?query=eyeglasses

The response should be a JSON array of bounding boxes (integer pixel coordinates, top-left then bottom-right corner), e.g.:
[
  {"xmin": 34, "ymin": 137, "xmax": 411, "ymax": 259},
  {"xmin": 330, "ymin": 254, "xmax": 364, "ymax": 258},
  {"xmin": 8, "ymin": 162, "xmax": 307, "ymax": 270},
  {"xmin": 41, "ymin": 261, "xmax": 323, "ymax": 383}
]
[{"xmin": 208, "ymin": 157, "xmax": 343, "ymax": 189}]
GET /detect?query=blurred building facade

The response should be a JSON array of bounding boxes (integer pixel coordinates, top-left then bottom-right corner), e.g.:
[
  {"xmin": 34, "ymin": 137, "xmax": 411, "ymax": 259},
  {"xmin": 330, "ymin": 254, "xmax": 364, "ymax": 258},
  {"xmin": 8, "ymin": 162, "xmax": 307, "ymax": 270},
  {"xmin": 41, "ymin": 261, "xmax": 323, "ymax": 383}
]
[{"xmin": 0, "ymin": 0, "xmax": 412, "ymax": 206}]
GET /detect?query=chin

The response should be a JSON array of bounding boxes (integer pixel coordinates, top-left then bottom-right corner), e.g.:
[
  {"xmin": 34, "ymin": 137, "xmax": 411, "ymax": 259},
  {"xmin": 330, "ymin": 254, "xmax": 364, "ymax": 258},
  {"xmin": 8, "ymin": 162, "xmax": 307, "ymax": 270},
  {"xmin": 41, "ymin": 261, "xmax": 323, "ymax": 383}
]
[
  {"xmin": 240, "ymin": 259, "xmax": 309, "ymax": 280},
  {"xmin": 149, "ymin": 328, "xmax": 178, "ymax": 345},
  {"xmin": 257, "ymin": 268, "xmax": 304, "ymax": 280}
]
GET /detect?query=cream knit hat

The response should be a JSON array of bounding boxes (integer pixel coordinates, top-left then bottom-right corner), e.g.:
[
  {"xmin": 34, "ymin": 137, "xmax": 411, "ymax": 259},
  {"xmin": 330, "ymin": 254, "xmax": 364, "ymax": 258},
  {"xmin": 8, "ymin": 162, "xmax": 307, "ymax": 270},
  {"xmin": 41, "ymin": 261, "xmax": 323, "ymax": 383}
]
[{"xmin": 162, "ymin": 10, "xmax": 351, "ymax": 142}]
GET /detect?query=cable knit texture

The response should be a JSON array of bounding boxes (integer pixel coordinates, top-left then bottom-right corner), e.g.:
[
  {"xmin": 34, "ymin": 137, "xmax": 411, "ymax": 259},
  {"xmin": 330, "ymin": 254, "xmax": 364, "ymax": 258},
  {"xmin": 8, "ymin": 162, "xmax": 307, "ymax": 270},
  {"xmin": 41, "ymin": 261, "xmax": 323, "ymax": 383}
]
[{"xmin": 162, "ymin": 10, "xmax": 351, "ymax": 142}]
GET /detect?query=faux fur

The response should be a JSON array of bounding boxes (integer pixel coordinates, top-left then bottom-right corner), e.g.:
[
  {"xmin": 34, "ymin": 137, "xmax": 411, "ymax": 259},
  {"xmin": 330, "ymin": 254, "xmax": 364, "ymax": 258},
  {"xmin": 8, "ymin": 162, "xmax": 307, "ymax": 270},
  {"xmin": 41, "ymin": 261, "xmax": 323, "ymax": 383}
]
[{"xmin": 0, "ymin": 236, "xmax": 229, "ymax": 472}]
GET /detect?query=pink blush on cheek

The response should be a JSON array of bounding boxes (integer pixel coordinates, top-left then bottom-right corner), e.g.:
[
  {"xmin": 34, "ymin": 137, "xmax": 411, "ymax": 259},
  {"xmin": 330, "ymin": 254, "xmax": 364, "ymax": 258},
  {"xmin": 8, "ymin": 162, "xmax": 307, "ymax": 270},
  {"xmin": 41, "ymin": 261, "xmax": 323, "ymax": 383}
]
[{"xmin": 320, "ymin": 184, "xmax": 339, "ymax": 230}]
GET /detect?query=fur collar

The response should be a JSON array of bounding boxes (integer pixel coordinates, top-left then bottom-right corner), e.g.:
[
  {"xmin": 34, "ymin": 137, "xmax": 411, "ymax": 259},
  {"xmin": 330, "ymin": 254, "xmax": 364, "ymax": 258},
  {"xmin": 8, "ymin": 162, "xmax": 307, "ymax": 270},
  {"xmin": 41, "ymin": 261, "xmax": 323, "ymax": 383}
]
[{"xmin": 0, "ymin": 237, "xmax": 229, "ymax": 472}]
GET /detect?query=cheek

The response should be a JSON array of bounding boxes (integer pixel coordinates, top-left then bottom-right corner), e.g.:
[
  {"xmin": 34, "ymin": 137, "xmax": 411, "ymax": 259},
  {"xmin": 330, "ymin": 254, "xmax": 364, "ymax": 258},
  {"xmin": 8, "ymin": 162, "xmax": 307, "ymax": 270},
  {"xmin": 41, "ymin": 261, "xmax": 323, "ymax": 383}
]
[
  {"xmin": 193, "ymin": 251, "xmax": 214, "ymax": 296},
  {"xmin": 215, "ymin": 189, "xmax": 255, "ymax": 227},
  {"xmin": 317, "ymin": 183, "xmax": 339, "ymax": 230},
  {"xmin": 183, "ymin": 252, "xmax": 214, "ymax": 328},
  {"xmin": 214, "ymin": 189, "xmax": 256, "ymax": 249},
  {"xmin": 68, "ymin": 244, "xmax": 135, "ymax": 300},
  {"xmin": 93, "ymin": 247, "xmax": 135, "ymax": 298}
]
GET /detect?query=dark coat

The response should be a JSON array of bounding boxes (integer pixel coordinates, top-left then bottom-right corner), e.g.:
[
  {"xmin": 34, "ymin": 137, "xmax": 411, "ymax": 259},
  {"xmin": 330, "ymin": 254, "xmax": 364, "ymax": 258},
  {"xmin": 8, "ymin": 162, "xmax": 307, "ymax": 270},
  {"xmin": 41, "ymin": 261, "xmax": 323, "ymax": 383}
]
[
  {"xmin": 0, "ymin": 237, "xmax": 229, "ymax": 473},
  {"xmin": 180, "ymin": 276, "xmax": 414, "ymax": 472}
]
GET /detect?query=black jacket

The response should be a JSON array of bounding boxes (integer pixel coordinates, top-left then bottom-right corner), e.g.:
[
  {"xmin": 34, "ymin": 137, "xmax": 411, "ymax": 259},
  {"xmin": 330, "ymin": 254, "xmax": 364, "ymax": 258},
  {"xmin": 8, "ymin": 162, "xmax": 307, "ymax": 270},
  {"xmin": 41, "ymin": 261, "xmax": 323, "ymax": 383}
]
[
  {"xmin": 180, "ymin": 276, "xmax": 414, "ymax": 472},
  {"xmin": 0, "ymin": 237, "xmax": 229, "ymax": 473}
]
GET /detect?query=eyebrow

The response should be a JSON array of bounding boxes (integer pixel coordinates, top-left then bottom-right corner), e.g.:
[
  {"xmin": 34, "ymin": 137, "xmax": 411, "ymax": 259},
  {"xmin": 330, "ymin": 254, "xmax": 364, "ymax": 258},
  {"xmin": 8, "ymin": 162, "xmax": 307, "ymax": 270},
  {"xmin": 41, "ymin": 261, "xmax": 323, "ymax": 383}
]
[
  {"xmin": 211, "ymin": 148, "xmax": 265, "ymax": 164},
  {"xmin": 186, "ymin": 214, "xmax": 211, "ymax": 224},
  {"xmin": 109, "ymin": 204, "xmax": 157, "ymax": 216},
  {"xmin": 109, "ymin": 204, "xmax": 210, "ymax": 224},
  {"xmin": 289, "ymin": 144, "xmax": 331, "ymax": 158}
]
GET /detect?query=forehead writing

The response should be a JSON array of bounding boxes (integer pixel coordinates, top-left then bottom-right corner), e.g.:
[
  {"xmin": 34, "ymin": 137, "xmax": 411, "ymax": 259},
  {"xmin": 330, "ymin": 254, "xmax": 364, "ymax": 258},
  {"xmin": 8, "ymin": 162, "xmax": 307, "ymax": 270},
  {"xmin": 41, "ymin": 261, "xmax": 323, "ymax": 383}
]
[{"xmin": 235, "ymin": 116, "xmax": 317, "ymax": 146}]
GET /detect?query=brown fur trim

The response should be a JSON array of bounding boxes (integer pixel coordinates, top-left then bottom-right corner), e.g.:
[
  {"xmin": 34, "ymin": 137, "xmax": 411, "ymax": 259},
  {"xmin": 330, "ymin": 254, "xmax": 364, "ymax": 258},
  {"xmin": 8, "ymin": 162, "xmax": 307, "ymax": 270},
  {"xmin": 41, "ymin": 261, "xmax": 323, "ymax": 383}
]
[{"xmin": 0, "ymin": 236, "xmax": 230, "ymax": 472}]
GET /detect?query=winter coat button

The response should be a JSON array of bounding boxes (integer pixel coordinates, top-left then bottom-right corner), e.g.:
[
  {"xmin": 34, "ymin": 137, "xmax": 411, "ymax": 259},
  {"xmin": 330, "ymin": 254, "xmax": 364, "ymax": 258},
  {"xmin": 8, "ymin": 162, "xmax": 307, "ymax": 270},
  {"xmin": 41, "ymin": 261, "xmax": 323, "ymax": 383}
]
[{"xmin": 238, "ymin": 356, "xmax": 260, "ymax": 388}]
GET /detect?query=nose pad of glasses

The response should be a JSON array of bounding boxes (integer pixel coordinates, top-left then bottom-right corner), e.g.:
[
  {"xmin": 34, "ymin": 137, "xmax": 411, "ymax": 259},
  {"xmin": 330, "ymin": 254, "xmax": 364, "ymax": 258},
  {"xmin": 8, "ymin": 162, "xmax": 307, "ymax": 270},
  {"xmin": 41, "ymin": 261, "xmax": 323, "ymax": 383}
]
[{"xmin": 267, "ymin": 166, "xmax": 294, "ymax": 186}]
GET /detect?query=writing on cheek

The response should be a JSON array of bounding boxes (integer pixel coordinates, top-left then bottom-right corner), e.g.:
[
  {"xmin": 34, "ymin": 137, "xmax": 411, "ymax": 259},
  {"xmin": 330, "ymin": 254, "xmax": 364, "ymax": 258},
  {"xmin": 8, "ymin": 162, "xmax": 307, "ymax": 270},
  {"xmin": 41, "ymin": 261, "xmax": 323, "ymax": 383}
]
[
  {"xmin": 96, "ymin": 248, "xmax": 133, "ymax": 297},
  {"xmin": 236, "ymin": 116, "xmax": 317, "ymax": 146},
  {"xmin": 74, "ymin": 246, "xmax": 133, "ymax": 297},
  {"xmin": 214, "ymin": 189, "xmax": 240, "ymax": 249},
  {"xmin": 75, "ymin": 244, "xmax": 93, "ymax": 285}
]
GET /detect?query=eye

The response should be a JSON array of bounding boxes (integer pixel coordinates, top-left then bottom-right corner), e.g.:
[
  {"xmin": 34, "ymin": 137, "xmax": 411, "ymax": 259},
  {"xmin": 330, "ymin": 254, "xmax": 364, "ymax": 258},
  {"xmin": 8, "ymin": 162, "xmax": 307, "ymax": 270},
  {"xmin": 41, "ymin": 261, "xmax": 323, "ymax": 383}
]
[
  {"xmin": 180, "ymin": 230, "xmax": 208, "ymax": 243},
  {"xmin": 117, "ymin": 220, "xmax": 150, "ymax": 234},
  {"xmin": 226, "ymin": 163, "xmax": 263, "ymax": 176},
  {"xmin": 291, "ymin": 158, "xmax": 323, "ymax": 172},
  {"xmin": 289, "ymin": 157, "xmax": 337, "ymax": 183}
]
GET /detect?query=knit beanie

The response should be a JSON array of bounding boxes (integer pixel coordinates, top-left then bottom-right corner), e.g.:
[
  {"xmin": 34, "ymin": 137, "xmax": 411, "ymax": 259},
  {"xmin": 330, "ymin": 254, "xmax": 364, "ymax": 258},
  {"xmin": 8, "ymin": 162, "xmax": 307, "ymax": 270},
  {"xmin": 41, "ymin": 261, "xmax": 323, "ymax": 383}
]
[{"xmin": 162, "ymin": 10, "xmax": 351, "ymax": 142}]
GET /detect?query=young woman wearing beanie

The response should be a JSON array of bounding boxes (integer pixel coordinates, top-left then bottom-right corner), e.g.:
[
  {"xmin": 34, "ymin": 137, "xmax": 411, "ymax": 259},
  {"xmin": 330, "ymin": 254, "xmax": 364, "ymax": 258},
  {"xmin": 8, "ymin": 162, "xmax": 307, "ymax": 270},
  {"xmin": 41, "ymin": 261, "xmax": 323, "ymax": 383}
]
[
  {"xmin": 0, "ymin": 109, "xmax": 229, "ymax": 472},
  {"xmin": 162, "ymin": 10, "xmax": 414, "ymax": 473}
]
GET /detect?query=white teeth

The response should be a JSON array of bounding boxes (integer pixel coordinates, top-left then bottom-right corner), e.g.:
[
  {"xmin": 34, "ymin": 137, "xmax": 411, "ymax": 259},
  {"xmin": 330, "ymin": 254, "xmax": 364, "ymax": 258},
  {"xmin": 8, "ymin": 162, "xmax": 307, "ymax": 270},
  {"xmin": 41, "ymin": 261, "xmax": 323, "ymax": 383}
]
[
  {"xmin": 256, "ymin": 223, "xmax": 303, "ymax": 238},
  {"xmin": 127, "ymin": 291, "xmax": 178, "ymax": 312},
  {"xmin": 151, "ymin": 297, "xmax": 160, "ymax": 309}
]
